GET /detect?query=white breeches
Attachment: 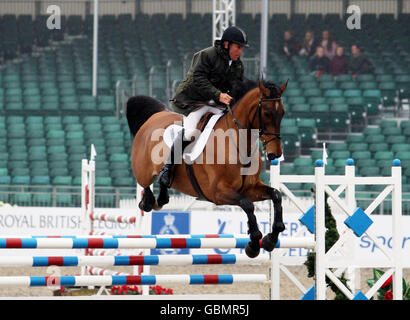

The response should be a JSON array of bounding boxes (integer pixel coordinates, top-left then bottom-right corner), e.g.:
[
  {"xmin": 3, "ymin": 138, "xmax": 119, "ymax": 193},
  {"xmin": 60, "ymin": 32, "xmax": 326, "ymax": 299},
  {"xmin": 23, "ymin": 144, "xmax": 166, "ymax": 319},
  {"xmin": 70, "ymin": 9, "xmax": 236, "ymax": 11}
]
[{"xmin": 183, "ymin": 105, "xmax": 224, "ymax": 141}]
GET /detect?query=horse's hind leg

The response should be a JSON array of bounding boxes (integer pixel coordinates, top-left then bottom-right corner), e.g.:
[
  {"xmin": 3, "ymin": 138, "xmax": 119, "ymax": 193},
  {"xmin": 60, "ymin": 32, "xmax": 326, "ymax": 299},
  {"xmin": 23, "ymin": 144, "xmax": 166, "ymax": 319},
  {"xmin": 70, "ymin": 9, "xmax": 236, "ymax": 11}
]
[
  {"xmin": 262, "ymin": 188, "xmax": 285, "ymax": 252},
  {"xmin": 138, "ymin": 187, "xmax": 156, "ymax": 212}
]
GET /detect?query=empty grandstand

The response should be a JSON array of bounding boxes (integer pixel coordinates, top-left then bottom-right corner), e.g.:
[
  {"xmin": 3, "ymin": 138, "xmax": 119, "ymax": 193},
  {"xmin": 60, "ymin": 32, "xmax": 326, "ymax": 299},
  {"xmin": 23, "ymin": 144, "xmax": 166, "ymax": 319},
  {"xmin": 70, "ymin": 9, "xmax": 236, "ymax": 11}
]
[{"xmin": 0, "ymin": 0, "xmax": 409, "ymax": 214}]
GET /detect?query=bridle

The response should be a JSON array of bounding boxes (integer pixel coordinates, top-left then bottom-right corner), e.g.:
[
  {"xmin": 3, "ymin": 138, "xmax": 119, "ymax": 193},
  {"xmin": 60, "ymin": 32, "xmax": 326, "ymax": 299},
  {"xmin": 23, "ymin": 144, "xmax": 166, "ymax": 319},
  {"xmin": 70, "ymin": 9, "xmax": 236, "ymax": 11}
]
[{"xmin": 226, "ymin": 95, "xmax": 282, "ymax": 151}]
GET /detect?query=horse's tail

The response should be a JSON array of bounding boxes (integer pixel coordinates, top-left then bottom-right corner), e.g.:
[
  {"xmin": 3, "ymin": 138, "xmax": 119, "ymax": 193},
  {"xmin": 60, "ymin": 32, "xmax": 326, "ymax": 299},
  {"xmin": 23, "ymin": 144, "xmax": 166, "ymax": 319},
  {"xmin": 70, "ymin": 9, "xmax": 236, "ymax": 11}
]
[{"xmin": 126, "ymin": 95, "xmax": 166, "ymax": 137}]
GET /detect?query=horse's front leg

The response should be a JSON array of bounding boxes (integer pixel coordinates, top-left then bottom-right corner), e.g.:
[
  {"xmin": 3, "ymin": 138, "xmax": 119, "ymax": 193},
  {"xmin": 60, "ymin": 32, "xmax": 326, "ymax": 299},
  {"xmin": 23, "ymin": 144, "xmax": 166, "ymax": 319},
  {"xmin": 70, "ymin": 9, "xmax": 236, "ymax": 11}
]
[
  {"xmin": 245, "ymin": 183, "xmax": 286, "ymax": 252},
  {"xmin": 213, "ymin": 187, "xmax": 262, "ymax": 258}
]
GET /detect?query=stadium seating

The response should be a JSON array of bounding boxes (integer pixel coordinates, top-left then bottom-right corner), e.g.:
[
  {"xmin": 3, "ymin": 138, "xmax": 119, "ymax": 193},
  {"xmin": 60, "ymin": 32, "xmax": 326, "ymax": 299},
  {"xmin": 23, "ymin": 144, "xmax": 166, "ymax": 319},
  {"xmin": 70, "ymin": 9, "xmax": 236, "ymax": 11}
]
[{"xmin": 0, "ymin": 12, "xmax": 408, "ymax": 210}]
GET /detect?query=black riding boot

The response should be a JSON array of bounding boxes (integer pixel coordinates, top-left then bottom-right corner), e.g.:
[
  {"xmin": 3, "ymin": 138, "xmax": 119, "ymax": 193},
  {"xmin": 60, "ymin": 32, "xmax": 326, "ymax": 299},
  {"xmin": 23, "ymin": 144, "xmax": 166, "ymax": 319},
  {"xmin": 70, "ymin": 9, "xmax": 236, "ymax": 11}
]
[{"xmin": 158, "ymin": 129, "xmax": 185, "ymax": 188}]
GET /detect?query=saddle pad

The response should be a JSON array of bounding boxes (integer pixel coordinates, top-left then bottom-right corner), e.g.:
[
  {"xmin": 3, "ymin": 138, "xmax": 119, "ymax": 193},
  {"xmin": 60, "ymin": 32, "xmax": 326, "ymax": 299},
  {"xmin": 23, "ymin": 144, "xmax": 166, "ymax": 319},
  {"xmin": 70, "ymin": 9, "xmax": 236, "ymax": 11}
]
[{"xmin": 163, "ymin": 113, "xmax": 224, "ymax": 164}]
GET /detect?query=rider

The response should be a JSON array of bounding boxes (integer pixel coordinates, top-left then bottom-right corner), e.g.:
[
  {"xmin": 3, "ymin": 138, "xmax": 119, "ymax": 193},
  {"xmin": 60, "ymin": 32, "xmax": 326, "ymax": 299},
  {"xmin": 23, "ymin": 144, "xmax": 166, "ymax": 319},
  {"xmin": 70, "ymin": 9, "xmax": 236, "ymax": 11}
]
[{"xmin": 157, "ymin": 26, "xmax": 249, "ymax": 188}]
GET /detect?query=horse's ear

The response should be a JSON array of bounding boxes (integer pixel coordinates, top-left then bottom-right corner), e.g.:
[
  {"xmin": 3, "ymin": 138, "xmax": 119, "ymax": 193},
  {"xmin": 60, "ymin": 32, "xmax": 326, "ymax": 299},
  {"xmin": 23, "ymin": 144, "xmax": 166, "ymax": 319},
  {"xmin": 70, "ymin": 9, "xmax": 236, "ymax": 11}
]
[{"xmin": 279, "ymin": 79, "xmax": 289, "ymax": 94}]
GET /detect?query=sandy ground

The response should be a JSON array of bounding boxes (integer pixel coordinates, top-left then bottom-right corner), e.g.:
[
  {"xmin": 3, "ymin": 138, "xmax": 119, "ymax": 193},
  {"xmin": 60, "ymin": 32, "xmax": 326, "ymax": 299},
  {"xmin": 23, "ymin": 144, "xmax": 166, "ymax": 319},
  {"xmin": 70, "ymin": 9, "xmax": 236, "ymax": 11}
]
[{"xmin": 0, "ymin": 264, "xmax": 408, "ymax": 300}]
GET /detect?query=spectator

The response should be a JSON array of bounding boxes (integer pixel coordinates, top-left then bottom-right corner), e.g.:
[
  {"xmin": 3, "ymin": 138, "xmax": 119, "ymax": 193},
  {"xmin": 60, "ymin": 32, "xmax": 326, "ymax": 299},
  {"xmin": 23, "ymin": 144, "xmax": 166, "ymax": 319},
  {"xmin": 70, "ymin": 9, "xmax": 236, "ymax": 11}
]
[
  {"xmin": 310, "ymin": 46, "xmax": 330, "ymax": 78},
  {"xmin": 329, "ymin": 46, "xmax": 348, "ymax": 76},
  {"xmin": 299, "ymin": 31, "xmax": 318, "ymax": 56},
  {"xmin": 279, "ymin": 30, "xmax": 298, "ymax": 58},
  {"xmin": 348, "ymin": 44, "xmax": 374, "ymax": 78},
  {"xmin": 320, "ymin": 30, "xmax": 337, "ymax": 58}
]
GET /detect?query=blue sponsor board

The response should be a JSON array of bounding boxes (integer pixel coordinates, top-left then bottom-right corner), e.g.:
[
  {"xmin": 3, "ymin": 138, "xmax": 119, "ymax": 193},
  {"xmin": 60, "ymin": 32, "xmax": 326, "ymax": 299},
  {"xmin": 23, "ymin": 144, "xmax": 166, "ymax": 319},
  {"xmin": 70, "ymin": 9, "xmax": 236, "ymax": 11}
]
[{"xmin": 151, "ymin": 211, "xmax": 190, "ymax": 255}]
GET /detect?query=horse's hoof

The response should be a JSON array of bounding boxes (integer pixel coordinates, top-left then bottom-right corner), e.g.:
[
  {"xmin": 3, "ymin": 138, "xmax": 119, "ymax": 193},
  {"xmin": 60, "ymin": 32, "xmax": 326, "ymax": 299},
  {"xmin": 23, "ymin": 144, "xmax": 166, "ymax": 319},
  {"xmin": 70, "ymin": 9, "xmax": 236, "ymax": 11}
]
[
  {"xmin": 152, "ymin": 200, "xmax": 162, "ymax": 211},
  {"xmin": 273, "ymin": 222, "xmax": 286, "ymax": 233},
  {"xmin": 262, "ymin": 234, "xmax": 276, "ymax": 252},
  {"xmin": 245, "ymin": 241, "xmax": 260, "ymax": 258},
  {"xmin": 157, "ymin": 194, "xmax": 169, "ymax": 207},
  {"xmin": 138, "ymin": 200, "xmax": 153, "ymax": 212}
]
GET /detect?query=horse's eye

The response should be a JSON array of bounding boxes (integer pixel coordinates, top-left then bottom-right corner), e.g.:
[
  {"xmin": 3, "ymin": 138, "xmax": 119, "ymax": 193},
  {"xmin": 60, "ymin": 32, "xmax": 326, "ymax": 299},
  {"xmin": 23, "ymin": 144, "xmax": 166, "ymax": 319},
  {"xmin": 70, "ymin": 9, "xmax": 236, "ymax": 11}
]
[{"xmin": 264, "ymin": 112, "xmax": 271, "ymax": 118}]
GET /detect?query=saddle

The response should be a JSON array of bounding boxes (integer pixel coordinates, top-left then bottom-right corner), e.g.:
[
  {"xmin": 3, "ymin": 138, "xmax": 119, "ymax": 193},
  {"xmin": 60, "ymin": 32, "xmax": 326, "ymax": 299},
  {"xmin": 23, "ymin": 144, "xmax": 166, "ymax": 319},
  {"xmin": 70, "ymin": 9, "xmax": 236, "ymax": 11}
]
[{"xmin": 195, "ymin": 112, "xmax": 215, "ymax": 134}]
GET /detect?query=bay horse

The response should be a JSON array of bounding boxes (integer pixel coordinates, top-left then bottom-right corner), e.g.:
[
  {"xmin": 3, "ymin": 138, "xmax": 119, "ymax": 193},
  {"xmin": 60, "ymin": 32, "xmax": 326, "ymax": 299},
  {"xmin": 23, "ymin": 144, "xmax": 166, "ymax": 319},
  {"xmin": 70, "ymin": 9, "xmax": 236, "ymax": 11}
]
[{"xmin": 126, "ymin": 79, "xmax": 288, "ymax": 258}]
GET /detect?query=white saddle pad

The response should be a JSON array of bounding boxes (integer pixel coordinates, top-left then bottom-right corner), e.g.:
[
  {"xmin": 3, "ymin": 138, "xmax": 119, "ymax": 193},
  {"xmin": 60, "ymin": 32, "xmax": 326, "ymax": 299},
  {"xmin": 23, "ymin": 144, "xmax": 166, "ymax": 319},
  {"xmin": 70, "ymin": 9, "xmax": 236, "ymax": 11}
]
[{"xmin": 163, "ymin": 113, "xmax": 224, "ymax": 164}]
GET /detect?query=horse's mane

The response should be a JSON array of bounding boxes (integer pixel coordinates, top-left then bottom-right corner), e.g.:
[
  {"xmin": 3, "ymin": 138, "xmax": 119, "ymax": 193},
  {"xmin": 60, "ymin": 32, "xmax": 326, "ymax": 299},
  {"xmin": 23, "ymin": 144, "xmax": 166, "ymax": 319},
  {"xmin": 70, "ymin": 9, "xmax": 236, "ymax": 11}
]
[{"xmin": 230, "ymin": 78, "xmax": 281, "ymax": 106}]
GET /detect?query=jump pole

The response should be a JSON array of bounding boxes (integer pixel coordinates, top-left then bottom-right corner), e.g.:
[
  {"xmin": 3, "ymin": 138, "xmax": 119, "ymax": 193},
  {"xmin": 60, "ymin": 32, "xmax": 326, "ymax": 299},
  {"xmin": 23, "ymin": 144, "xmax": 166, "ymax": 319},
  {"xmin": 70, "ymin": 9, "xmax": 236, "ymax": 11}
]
[{"xmin": 81, "ymin": 157, "xmax": 151, "ymax": 295}]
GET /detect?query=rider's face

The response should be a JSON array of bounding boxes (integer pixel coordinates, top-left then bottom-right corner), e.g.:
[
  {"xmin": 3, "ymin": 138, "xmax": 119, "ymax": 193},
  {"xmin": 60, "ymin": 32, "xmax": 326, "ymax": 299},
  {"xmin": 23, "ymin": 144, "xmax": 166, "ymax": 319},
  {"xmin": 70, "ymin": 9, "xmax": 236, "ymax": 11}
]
[{"xmin": 226, "ymin": 43, "xmax": 244, "ymax": 61}]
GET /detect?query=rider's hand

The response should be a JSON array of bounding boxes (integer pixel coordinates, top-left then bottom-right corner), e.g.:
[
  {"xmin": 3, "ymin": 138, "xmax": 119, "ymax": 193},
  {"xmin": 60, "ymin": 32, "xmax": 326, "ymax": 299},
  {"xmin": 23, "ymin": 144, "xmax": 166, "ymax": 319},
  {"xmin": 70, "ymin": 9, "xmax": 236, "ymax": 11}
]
[{"xmin": 219, "ymin": 93, "xmax": 233, "ymax": 106}]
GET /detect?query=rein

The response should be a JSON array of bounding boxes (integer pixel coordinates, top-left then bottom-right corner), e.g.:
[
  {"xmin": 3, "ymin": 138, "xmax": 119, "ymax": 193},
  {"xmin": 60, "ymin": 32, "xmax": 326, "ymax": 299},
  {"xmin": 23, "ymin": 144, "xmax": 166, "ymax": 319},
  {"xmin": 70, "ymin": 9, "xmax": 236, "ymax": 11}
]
[{"xmin": 225, "ymin": 96, "xmax": 282, "ymax": 151}]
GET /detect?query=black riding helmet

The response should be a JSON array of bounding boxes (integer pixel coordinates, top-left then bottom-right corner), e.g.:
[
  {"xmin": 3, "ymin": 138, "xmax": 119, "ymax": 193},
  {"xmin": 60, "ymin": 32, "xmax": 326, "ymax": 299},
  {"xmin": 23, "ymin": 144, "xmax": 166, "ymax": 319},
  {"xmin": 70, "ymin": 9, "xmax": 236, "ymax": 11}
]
[{"xmin": 221, "ymin": 26, "xmax": 249, "ymax": 48}]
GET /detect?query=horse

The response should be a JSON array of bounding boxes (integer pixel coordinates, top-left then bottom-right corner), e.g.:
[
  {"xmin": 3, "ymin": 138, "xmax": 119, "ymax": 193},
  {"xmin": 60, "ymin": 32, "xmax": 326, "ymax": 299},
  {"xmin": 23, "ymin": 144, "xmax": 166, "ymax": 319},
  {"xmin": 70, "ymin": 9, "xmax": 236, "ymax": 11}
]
[{"xmin": 126, "ymin": 79, "xmax": 288, "ymax": 258}]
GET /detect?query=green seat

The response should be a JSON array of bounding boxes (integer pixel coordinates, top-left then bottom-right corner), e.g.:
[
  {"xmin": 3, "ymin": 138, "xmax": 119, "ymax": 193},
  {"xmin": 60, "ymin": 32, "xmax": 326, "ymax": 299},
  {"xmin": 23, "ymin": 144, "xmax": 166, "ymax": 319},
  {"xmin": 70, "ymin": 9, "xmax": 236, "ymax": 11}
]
[
  {"xmin": 11, "ymin": 193, "xmax": 31, "ymax": 206},
  {"xmin": 50, "ymin": 167, "xmax": 70, "ymax": 177},
  {"xmin": 349, "ymin": 143, "xmax": 368, "ymax": 152},
  {"xmin": 356, "ymin": 192, "xmax": 373, "ymax": 209},
  {"xmin": 295, "ymin": 166, "xmax": 314, "ymax": 175},
  {"xmin": 352, "ymin": 151, "xmax": 371, "ymax": 161},
  {"xmin": 95, "ymin": 176, "xmax": 112, "ymax": 187},
  {"xmin": 328, "ymin": 142, "xmax": 348, "ymax": 152},
  {"xmin": 113, "ymin": 177, "xmax": 135, "ymax": 187},
  {"xmin": 56, "ymin": 194, "xmax": 73, "ymax": 206},
  {"xmin": 329, "ymin": 104, "xmax": 349, "ymax": 131},
  {"xmin": 383, "ymin": 127, "xmax": 401, "ymax": 136},
  {"xmin": 356, "ymin": 74, "xmax": 375, "ymax": 82},
  {"xmin": 392, "ymin": 144, "xmax": 410, "ymax": 154},
  {"xmin": 356, "ymin": 158, "xmax": 377, "ymax": 169},
  {"xmin": 365, "ymin": 134, "xmax": 385, "ymax": 144},
  {"xmin": 66, "ymin": 131, "xmax": 84, "ymax": 140},
  {"xmin": 297, "ymin": 118, "xmax": 316, "ymax": 147},
  {"xmin": 12, "ymin": 176, "xmax": 30, "ymax": 185},
  {"xmin": 331, "ymin": 151, "xmax": 350, "ymax": 159},
  {"xmin": 48, "ymin": 145, "xmax": 66, "ymax": 155},
  {"xmin": 324, "ymin": 89, "xmax": 342, "ymax": 97},
  {"xmin": 31, "ymin": 175, "xmax": 51, "ymax": 185},
  {"xmin": 288, "ymin": 96, "xmax": 306, "ymax": 105},
  {"xmin": 374, "ymin": 151, "xmax": 394, "ymax": 161},
  {"xmin": 289, "ymin": 104, "xmax": 310, "ymax": 119},
  {"xmin": 32, "ymin": 193, "xmax": 52, "ymax": 206},
  {"xmin": 46, "ymin": 130, "xmax": 65, "ymax": 139},
  {"xmin": 320, "ymin": 81, "xmax": 337, "ymax": 90},
  {"xmin": 278, "ymin": 164, "xmax": 293, "ymax": 175},
  {"xmin": 344, "ymin": 89, "xmax": 362, "ymax": 98},
  {"xmin": 339, "ymin": 82, "xmax": 358, "ymax": 90},
  {"xmin": 293, "ymin": 158, "xmax": 313, "ymax": 167},
  {"xmin": 310, "ymin": 150, "xmax": 324, "ymax": 161},
  {"xmin": 335, "ymin": 74, "xmax": 352, "ymax": 83},
  {"xmin": 368, "ymin": 143, "xmax": 388, "ymax": 153},
  {"xmin": 311, "ymin": 104, "xmax": 330, "ymax": 129},
  {"xmin": 364, "ymin": 90, "xmax": 382, "ymax": 115},
  {"xmin": 109, "ymin": 153, "xmax": 128, "ymax": 162},
  {"xmin": 284, "ymin": 88, "xmax": 302, "ymax": 97},
  {"xmin": 360, "ymin": 167, "xmax": 380, "ymax": 177},
  {"xmin": 282, "ymin": 127, "xmax": 300, "ymax": 157},
  {"xmin": 308, "ymin": 97, "xmax": 326, "ymax": 105},
  {"xmin": 359, "ymin": 82, "xmax": 378, "ymax": 93},
  {"xmin": 363, "ymin": 126, "xmax": 382, "ymax": 136},
  {"xmin": 303, "ymin": 88, "xmax": 321, "ymax": 98}
]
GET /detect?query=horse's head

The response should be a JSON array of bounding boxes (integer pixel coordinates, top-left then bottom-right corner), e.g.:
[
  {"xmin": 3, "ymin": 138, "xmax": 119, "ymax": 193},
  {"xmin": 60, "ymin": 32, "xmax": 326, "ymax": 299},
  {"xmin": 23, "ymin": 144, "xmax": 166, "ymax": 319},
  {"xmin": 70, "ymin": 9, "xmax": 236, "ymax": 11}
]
[{"xmin": 254, "ymin": 80, "xmax": 288, "ymax": 161}]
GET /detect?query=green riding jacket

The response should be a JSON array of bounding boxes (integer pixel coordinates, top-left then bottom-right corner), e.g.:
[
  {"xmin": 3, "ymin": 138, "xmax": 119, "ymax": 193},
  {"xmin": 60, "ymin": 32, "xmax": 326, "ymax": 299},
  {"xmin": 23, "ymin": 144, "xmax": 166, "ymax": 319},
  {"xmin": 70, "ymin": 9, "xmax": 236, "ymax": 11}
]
[{"xmin": 171, "ymin": 40, "xmax": 244, "ymax": 116}]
